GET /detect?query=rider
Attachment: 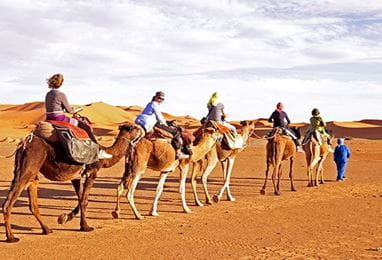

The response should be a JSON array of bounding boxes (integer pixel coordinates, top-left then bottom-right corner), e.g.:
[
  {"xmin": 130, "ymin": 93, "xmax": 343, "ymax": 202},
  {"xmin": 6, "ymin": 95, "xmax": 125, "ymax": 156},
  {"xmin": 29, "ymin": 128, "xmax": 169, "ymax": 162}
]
[
  {"xmin": 205, "ymin": 92, "xmax": 237, "ymax": 134},
  {"xmin": 310, "ymin": 108, "xmax": 333, "ymax": 152},
  {"xmin": 135, "ymin": 91, "xmax": 189, "ymax": 159},
  {"xmin": 268, "ymin": 102, "xmax": 303, "ymax": 152},
  {"xmin": 44, "ymin": 73, "xmax": 112, "ymax": 159}
]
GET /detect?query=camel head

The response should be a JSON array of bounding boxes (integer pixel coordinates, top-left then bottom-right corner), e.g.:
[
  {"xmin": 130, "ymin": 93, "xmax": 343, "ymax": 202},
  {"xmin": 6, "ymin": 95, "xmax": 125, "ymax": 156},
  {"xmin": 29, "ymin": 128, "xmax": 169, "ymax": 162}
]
[
  {"xmin": 239, "ymin": 120, "xmax": 256, "ymax": 137},
  {"xmin": 117, "ymin": 123, "xmax": 143, "ymax": 143}
]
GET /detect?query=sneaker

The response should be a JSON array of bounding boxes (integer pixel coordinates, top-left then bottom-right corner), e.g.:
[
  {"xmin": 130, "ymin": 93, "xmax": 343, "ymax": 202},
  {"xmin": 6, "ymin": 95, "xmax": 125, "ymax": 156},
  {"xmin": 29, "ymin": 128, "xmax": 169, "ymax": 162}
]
[
  {"xmin": 98, "ymin": 149, "xmax": 112, "ymax": 159},
  {"xmin": 176, "ymin": 150, "xmax": 189, "ymax": 160}
]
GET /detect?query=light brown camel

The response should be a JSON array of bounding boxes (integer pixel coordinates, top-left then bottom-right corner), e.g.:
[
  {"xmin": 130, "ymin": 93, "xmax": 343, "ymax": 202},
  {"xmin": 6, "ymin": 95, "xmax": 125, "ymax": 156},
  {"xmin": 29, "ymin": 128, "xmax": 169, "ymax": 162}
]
[
  {"xmin": 190, "ymin": 120, "xmax": 256, "ymax": 206},
  {"xmin": 260, "ymin": 127, "xmax": 298, "ymax": 195},
  {"xmin": 303, "ymin": 136, "xmax": 330, "ymax": 187},
  {"xmin": 112, "ymin": 127, "xmax": 221, "ymax": 220},
  {"xmin": 2, "ymin": 123, "xmax": 141, "ymax": 243}
]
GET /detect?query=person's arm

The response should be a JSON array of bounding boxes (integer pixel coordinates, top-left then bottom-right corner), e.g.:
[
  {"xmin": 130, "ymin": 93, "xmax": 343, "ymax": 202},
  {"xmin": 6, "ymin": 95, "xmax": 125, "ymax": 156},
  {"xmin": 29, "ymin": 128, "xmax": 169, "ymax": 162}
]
[
  {"xmin": 346, "ymin": 146, "xmax": 351, "ymax": 158},
  {"xmin": 152, "ymin": 102, "xmax": 167, "ymax": 125},
  {"xmin": 60, "ymin": 92, "xmax": 74, "ymax": 114},
  {"xmin": 320, "ymin": 117, "xmax": 327, "ymax": 127},
  {"xmin": 268, "ymin": 112, "xmax": 274, "ymax": 123}
]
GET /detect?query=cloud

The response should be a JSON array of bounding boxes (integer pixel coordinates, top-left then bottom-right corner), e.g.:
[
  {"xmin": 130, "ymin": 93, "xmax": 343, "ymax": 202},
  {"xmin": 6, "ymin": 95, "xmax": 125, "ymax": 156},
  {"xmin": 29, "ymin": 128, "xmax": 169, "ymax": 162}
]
[{"xmin": 0, "ymin": 0, "xmax": 381, "ymax": 121}]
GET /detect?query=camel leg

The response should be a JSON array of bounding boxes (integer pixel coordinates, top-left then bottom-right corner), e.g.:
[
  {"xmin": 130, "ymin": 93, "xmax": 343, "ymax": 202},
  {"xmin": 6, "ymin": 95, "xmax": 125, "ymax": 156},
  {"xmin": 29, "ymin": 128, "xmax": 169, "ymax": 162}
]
[
  {"xmin": 201, "ymin": 159, "xmax": 218, "ymax": 205},
  {"xmin": 127, "ymin": 172, "xmax": 144, "ymax": 220},
  {"xmin": 315, "ymin": 158, "xmax": 325, "ymax": 186},
  {"xmin": 179, "ymin": 164, "xmax": 192, "ymax": 214},
  {"xmin": 28, "ymin": 178, "xmax": 52, "ymax": 235},
  {"xmin": 214, "ymin": 157, "xmax": 236, "ymax": 202},
  {"xmin": 271, "ymin": 163, "xmax": 280, "ymax": 196},
  {"xmin": 112, "ymin": 176, "xmax": 128, "ymax": 219},
  {"xmin": 213, "ymin": 159, "xmax": 228, "ymax": 203},
  {"xmin": 191, "ymin": 162, "xmax": 204, "ymax": 207},
  {"xmin": 3, "ymin": 177, "xmax": 32, "ymax": 243},
  {"xmin": 289, "ymin": 158, "xmax": 296, "ymax": 192},
  {"xmin": 150, "ymin": 172, "xmax": 169, "ymax": 217},
  {"xmin": 260, "ymin": 162, "xmax": 270, "ymax": 195},
  {"xmin": 320, "ymin": 166, "xmax": 325, "ymax": 184},
  {"xmin": 276, "ymin": 164, "xmax": 283, "ymax": 195},
  {"xmin": 79, "ymin": 171, "xmax": 97, "ymax": 232},
  {"xmin": 58, "ymin": 178, "xmax": 82, "ymax": 224},
  {"xmin": 225, "ymin": 158, "xmax": 237, "ymax": 201}
]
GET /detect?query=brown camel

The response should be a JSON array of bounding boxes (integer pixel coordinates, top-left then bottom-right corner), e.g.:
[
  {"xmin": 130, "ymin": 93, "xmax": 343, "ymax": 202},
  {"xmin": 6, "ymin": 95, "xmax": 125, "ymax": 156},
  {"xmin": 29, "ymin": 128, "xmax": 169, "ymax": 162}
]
[
  {"xmin": 112, "ymin": 127, "xmax": 221, "ymax": 220},
  {"xmin": 190, "ymin": 120, "xmax": 256, "ymax": 206},
  {"xmin": 303, "ymin": 136, "xmax": 330, "ymax": 187},
  {"xmin": 260, "ymin": 127, "xmax": 298, "ymax": 195},
  {"xmin": 2, "ymin": 123, "xmax": 141, "ymax": 243}
]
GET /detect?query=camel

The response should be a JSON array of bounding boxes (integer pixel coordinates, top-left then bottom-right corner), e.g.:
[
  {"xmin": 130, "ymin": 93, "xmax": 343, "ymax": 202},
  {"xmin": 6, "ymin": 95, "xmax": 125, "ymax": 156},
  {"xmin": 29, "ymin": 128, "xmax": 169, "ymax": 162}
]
[
  {"xmin": 2, "ymin": 123, "xmax": 141, "ymax": 243},
  {"xmin": 303, "ymin": 135, "xmax": 330, "ymax": 187},
  {"xmin": 190, "ymin": 120, "xmax": 256, "ymax": 206},
  {"xmin": 111, "ymin": 126, "xmax": 221, "ymax": 220},
  {"xmin": 260, "ymin": 127, "xmax": 299, "ymax": 195}
]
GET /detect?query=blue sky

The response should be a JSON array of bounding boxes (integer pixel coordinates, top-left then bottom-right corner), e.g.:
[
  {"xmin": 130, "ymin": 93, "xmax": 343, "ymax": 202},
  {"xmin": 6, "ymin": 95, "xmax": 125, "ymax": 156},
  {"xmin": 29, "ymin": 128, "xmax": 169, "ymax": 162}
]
[{"xmin": 1, "ymin": 0, "xmax": 381, "ymax": 121}]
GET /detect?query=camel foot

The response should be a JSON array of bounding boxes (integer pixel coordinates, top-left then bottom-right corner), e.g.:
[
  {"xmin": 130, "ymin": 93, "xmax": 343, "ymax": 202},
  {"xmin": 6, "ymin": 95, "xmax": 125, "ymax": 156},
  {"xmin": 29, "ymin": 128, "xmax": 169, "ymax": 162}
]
[
  {"xmin": 42, "ymin": 228, "xmax": 52, "ymax": 235},
  {"xmin": 213, "ymin": 194, "xmax": 220, "ymax": 203},
  {"xmin": 57, "ymin": 213, "xmax": 68, "ymax": 225},
  {"xmin": 111, "ymin": 210, "xmax": 120, "ymax": 219},
  {"xmin": 135, "ymin": 215, "xmax": 145, "ymax": 220},
  {"xmin": 80, "ymin": 226, "xmax": 94, "ymax": 232},
  {"xmin": 307, "ymin": 183, "xmax": 312, "ymax": 187},
  {"xmin": 6, "ymin": 237, "xmax": 20, "ymax": 243},
  {"xmin": 195, "ymin": 201, "xmax": 204, "ymax": 207},
  {"xmin": 150, "ymin": 211, "xmax": 159, "ymax": 217},
  {"xmin": 227, "ymin": 196, "xmax": 236, "ymax": 202},
  {"xmin": 291, "ymin": 188, "xmax": 297, "ymax": 192},
  {"xmin": 260, "ymin": 189, "xmax": 266, "ymax": 195},
  {"xmin": 205, "ymin": 200, "xmax": 213, "ymax": 205},
  {"xmin": 274, "ymin": 191, "xmax": 281, "ymax": 196},
  {"xmin": 320, "ymin": 181, "xmax": 325, "ymax": 184},
  {"xmin": 183, "ymin": 208, "xmax": 192, "ymax": 214}
]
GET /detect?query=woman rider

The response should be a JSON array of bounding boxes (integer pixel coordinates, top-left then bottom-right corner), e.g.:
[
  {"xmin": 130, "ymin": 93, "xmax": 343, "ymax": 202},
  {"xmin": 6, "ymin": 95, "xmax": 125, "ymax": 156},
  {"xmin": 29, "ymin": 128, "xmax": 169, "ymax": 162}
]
[
  {"xmin": 135, "ymin": 91, "xmax": 188, "ymax": 159},
  {"xmin": 205, "ymin": 92, "xmax": 237, "ymax": 134},
  {"xmin": 45, "ymin": 73, "xmax": 111, "ymax": 159}
]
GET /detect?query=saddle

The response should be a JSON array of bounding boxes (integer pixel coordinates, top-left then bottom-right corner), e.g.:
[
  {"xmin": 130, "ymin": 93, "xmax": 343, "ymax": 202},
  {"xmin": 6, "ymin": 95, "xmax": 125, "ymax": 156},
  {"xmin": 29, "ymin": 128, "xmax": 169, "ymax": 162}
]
[
  {"xmin": 34, "ymin": 121, "xmax": 99, "ymax": 164},
  {"xmin": 145, "ymin": 126, "xmax": 173, "ymax": 141},
  {"xmin": 203, "ymin": 121, "xmax": 243, "ymax": 149},
  {"xmin": 302, "ymin": 129, "xmax": 323, "ymax": 145}
]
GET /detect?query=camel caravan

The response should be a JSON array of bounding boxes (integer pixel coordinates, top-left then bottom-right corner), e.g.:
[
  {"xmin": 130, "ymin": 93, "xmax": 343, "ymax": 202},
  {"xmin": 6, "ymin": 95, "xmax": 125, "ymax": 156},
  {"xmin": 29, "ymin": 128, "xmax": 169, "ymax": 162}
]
[{"xmin": 1, "ymin": 75, "xmax": 339, "ymax": 242}]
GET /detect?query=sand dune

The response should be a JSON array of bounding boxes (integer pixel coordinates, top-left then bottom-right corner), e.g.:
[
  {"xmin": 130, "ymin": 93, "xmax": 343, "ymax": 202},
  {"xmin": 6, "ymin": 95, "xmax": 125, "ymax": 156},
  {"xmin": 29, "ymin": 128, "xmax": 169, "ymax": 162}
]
[{"xmin": 0, "ymin": 101, "xmax": 381, "ymax": 140}]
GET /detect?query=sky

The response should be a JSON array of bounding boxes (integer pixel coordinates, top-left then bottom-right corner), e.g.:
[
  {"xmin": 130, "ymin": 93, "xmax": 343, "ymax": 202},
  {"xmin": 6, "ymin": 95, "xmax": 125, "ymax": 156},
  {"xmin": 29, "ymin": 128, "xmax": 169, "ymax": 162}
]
[{"xmin": 1, "ymin": 0, "xmax": 382, "ymax": 122}]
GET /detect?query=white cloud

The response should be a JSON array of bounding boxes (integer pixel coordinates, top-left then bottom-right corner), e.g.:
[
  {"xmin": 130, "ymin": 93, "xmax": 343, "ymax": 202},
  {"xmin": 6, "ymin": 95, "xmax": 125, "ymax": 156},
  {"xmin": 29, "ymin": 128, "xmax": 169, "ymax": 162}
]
[{"xmin": 0, "ymin": 0, "xmax": 381, "ymax": 121}]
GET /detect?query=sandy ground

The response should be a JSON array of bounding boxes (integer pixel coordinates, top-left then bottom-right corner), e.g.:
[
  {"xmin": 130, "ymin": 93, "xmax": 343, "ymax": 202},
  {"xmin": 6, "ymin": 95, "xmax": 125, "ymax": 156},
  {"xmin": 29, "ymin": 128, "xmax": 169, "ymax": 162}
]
[
  {"xmin": 0, "ymin": 136, "xmax": 382, "ymax": 259},
  {"xmin": 1, "ymin": 102, "xmax": 381, "ymax": 259}
]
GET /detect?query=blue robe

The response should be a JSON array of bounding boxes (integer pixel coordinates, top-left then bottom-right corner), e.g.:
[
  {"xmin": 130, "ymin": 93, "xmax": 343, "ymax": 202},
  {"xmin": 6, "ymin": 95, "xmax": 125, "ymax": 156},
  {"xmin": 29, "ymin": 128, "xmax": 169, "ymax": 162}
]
[{"xmin": 333, "ymin": 144, "xmax": 351, "ymax": 180}]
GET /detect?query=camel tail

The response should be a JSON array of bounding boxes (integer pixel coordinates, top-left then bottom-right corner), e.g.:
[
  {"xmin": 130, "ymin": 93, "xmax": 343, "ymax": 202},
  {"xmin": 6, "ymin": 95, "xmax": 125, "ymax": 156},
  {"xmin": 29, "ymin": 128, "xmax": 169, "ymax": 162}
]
[{"xmin": 11, "ymin": 145, "xmax": 25, "ymax": 187}]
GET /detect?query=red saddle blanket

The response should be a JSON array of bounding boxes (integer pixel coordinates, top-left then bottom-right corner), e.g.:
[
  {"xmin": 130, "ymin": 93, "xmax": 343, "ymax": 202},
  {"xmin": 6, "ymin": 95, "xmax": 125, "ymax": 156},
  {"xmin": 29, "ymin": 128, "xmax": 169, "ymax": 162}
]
[{"xmin": 46, "ymin": 120, "xmax": 89, "ymax": 140}]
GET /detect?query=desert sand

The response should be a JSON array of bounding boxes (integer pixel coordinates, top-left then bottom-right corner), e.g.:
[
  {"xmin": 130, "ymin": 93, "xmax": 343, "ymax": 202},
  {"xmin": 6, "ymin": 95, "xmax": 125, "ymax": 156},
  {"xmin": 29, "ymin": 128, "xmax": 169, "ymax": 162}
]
[{"xmin": 0, "ymin": 102, "xmax": 381, "ymax": 259}]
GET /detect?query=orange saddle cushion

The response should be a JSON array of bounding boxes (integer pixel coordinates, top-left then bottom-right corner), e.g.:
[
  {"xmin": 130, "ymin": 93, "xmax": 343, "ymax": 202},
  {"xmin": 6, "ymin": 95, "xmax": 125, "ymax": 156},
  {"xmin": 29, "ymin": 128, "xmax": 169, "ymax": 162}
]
[{"xmin": 46, "ymin": 120, "xmax": 89, "ymax": 140}]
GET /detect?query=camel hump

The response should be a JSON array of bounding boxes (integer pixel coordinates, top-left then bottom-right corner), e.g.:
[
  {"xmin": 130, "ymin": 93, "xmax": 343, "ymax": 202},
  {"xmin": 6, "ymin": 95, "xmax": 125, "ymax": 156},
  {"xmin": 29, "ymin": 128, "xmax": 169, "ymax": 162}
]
[
  {"xmin": 34, "ymin": 121, "xmax": 90, "ymax": 143},
  {"xmin": 34, "ymin": 121, "xmax": 59, "ymax": 143}
]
